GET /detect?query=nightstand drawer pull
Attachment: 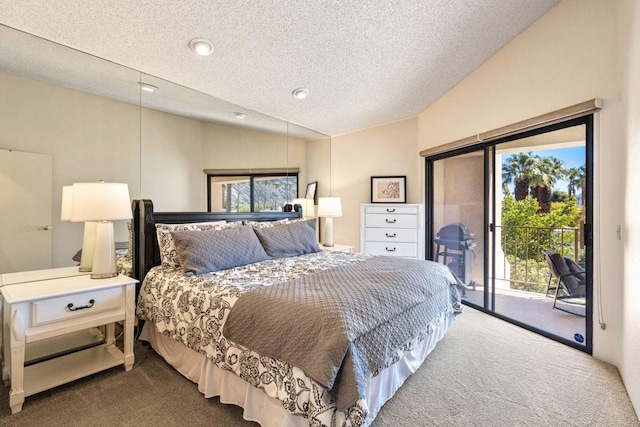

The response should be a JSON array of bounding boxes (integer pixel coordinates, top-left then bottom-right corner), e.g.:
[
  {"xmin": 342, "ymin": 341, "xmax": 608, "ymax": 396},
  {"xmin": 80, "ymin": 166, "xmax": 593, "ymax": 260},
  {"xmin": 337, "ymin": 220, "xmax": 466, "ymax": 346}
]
[
  {"xmin": 385, "ymin": 218, "xmax": 397, "ymax": 223},
  {"xmin": 385, "ymin": 247, "xmax": 396, "ymax": 252},
  {"xmin": 66, "ymin": 299, "xmax": 95, "ymax": 312},
  {"xmin": 385, "ymin": 232, "xmax": 397, "ymax": 238},
  {"xmin": 386, "ymin": 208, "xmax": 396, "ymax": 213}
]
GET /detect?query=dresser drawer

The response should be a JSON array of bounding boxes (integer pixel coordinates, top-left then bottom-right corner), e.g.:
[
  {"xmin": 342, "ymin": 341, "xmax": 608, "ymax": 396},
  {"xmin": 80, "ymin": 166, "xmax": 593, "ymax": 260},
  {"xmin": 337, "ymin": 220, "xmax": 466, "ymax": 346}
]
[
  {"xmin": 365, "ymin": 213, "xmax": 418, "ymax": 229},
  {"xmin": 31, "ymin": 287, "xmax": 124, "ymax": 327},
  {"xmin": 365, "ymin": 228, "xmax": 418, "ymax": 243},
  {"xmin": 365, "ymin": 206, "xmax": 419, "ymax": 215},
  {"xmin": 365, "ymin": 242, "xmax": 418, "ymax": 257}
]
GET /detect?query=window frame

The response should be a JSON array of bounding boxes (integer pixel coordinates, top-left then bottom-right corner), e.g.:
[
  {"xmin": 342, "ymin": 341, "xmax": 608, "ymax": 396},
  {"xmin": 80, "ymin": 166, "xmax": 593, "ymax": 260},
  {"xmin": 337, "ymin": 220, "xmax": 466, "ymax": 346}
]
[{"xmin": 206, "ymin": 171, "xmax": 299, "ymax": 213}]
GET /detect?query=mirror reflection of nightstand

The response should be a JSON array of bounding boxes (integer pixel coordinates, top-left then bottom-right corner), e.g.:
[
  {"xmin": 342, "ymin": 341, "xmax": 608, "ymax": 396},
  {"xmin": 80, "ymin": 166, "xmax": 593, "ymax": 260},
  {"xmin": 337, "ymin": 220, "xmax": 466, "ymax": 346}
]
[{"xmin": 319, "ymin": 244, "xmax": 354, "ymax": 253}]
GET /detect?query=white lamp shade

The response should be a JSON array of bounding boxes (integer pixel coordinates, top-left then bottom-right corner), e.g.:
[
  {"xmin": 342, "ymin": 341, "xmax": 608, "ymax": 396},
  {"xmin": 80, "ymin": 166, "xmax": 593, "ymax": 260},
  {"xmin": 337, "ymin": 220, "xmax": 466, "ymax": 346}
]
[
  {"xmin": 71, "ymin": 182, "xmax": 132, "ymax": 222},
  {"xmin": 61, "ymin": 185, "xmax": 73, "ymax": 221},
  {"xmin": 317, "ymin": 197, "xmax": 342, "ymax": 218},
  {"xmin": 292, "ymin": 198, "xmax": 315, "ymax": 217}
]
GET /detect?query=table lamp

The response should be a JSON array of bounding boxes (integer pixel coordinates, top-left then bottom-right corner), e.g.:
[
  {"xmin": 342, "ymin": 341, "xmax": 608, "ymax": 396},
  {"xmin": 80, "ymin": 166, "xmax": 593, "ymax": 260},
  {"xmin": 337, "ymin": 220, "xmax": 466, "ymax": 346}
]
[
  {"xmin": 317, "ymin": 197, "xmax": 342, "ymax": 247},
  {"xmin": 71, "ymin": 181, "xmax": 132, "ymax": 279}
]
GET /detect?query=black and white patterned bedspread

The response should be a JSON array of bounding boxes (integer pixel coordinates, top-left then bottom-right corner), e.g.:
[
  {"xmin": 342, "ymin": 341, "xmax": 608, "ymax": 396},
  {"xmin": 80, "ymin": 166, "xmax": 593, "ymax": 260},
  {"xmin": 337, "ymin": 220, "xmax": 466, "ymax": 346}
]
[{"xmin": 136, "ymin": 251, "xmax": 459, "ymax": 427}]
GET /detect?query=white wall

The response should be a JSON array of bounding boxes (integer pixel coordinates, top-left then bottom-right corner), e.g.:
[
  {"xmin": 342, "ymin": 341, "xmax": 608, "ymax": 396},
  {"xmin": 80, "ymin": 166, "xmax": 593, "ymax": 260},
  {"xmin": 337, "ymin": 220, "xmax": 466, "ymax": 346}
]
[
  {"xmin": 622, "ymin": 0, "xmax": 640, "ymax": 415},
  {"xmin": 417, "ymin": 0, "xmax": 638, "ymax": 415},
  {"xmin": 331, "ymin": 117, "xmax": 419, "ymax": 251},
  {"xmin": 141, "ymin": 108, "xmax": 203, "ymax": 211}
]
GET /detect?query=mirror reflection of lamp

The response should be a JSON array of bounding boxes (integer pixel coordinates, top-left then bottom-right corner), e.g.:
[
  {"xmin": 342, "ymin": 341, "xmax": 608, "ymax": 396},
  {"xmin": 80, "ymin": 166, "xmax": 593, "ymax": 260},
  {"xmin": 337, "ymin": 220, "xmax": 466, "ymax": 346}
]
[
  {"xmin": 61, "ymin": 185, "xmax": 97, "ymax": 272},
  {"xmin": 317, "ymin": 197, "xmax": 342, "ymax": 247},
  {"xmin": 70, "ymin": 181, "xmax": 132, "ymax": 279}
]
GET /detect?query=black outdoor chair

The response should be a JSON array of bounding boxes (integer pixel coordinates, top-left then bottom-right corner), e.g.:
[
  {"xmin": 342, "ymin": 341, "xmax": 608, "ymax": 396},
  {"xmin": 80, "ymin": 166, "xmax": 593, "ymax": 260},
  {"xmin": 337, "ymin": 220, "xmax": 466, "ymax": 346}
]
[{"xmin": 542, "ymin": 250, "xmax": 586, "ymax": 316}]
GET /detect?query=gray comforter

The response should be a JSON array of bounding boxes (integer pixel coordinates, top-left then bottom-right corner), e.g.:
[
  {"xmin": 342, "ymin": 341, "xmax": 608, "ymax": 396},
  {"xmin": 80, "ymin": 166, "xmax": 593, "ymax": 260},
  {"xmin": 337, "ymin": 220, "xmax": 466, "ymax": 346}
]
[{"xmin": 223, "ymin": 256, "xmax": 462, "ymax": 410}]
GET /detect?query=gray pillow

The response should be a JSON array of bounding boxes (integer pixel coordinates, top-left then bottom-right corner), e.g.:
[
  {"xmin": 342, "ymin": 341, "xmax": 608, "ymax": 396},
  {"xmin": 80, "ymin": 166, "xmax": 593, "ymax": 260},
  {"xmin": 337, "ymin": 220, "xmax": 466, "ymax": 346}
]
[
  {"xmin": 172, "ymin": 225, "xmax": 270, "ymax": 275},
  {"xmin": 253, "ymin": 219, "xmax": 320, "ymax": 258}
]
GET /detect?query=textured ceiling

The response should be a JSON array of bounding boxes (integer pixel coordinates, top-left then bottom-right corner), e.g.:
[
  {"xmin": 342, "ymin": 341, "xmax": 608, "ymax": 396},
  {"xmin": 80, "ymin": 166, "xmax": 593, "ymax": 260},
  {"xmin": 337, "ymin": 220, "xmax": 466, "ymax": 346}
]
[{"xmin": 0, "ymin": 0, "xmax": 558, "ymax": 137}]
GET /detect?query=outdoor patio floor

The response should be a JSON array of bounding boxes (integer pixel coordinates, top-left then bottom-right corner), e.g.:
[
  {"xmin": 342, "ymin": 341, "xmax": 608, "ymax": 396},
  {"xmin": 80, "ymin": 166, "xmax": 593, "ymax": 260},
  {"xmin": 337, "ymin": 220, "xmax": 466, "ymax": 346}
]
[{"xmin": 462, "ymin": 285, "xmax": 587, "ymax": 347}]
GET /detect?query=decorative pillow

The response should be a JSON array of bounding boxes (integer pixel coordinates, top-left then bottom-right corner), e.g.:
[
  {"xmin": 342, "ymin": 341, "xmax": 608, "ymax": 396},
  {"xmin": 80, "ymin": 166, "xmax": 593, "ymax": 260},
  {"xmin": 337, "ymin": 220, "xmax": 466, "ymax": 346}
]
[
  {"xmin": 253, "ymin": 219, "xmax": 320, "ymax": 258},
  {"xmin": 564, "ymin": 257, "xmax": 585, "ymax": 284},
  {"xmin": 156, "ymin": 221, "xmax": 240, "ymax": 268},
  {"xmin": 549, "ymin": 252, "xmax": 580, "ymax": 291},
  {"xmin": 126, "ymin": 221, "xmax": 133, "ymax": 259},
  {"xmin": 244, "ymin": 217, "xmax": 310, "ymax": 229},
  {"xmin": 244, "ymin": 219, "xmax": 289, "ymax": 229},
  {"xmin": 172, "ymin": 225, "xmax": 270, "ymax": 275}
]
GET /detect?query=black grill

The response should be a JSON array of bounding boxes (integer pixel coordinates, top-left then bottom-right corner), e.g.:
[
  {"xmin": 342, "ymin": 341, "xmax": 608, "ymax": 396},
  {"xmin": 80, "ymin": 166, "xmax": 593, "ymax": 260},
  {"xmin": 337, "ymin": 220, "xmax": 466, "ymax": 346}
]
[
  {"xmin": 434, "ymin": 223, "xmax": 476, "ymax": 251},
  {"xmin": 434, "ymin": 223, "xmax": 476, "ymax": 288}
]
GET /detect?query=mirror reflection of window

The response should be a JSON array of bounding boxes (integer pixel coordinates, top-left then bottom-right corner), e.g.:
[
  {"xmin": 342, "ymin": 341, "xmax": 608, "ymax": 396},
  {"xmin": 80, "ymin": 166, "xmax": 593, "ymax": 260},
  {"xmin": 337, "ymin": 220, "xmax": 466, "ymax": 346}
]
[{"xmin": 208, "ymin": 173, "xmax": 298, "ymax": 212}]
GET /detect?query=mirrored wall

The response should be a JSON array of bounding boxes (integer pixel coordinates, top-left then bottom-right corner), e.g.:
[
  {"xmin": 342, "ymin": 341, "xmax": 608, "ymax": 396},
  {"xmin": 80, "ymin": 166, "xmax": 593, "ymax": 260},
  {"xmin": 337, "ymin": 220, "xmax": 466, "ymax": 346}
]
[{"xmin": 0, "ymin": 24, "xmax": 330, "ymax": 272}]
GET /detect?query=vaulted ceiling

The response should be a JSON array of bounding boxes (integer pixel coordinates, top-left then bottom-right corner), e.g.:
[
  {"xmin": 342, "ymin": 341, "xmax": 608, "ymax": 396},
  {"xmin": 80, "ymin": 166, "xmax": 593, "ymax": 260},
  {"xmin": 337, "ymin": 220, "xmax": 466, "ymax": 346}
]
[{"xmin": 0, "ymin": 1, "xmax": 558, "ymax": 136}]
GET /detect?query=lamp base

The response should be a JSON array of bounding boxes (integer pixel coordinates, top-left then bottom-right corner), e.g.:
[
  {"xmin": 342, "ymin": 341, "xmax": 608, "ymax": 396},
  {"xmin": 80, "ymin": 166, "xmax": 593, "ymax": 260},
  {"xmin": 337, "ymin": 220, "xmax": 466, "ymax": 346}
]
[
  {"xmin": 79, "ymin": 222, "xmax": 97, "ymax": 272},
  {"xmin": 90, "ymin": 271, "xmax": 119, "ymax": 279},
  {"xmin": 90, "ymin": 221, "xmax": 118, "ymax": 279},
  {"xmin": 322, "ymin": 217, "xmax": 334, "ymax": 247}
]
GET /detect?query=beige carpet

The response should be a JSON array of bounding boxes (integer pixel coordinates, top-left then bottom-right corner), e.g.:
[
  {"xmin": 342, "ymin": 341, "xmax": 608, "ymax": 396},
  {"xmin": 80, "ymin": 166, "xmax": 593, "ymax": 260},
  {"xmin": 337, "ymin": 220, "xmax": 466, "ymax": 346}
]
[{"xmin": 0, "ymin": 308, "xmax": 637, "ymax": 427}]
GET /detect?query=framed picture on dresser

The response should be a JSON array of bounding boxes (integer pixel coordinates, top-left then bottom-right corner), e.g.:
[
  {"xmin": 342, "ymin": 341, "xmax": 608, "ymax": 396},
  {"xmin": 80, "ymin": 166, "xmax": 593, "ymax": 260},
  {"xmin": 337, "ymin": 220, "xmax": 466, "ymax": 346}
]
[
  {"xmin": 305, "ymin": 181, "xmax": 318, "ymax": 204},
  {"xmin": 371, "ymin": 175, "xmax": 406, "ymax": 203}
]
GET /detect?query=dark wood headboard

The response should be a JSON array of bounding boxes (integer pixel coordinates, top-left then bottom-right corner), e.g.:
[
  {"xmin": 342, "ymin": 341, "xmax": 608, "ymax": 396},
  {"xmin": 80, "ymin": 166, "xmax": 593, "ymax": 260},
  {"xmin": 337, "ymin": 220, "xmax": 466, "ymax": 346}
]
[{"xmin": 130, "ymin": 199, "xmax": 303, "ymax": 282}]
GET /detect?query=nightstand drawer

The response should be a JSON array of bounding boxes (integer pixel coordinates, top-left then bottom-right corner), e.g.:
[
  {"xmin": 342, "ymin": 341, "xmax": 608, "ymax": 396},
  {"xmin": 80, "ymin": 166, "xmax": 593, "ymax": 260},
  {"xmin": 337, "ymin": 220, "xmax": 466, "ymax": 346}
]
[
  {"xmin": 365, "ymin": 242, "xmax": 418, "ymax": 257},
  {"xmin": 31, "ymin": 287, "xmax": 124, "ymax": 327},
  {"xmin": 365, "ymin": 228, "xmax": 418, "ymax": 242}
]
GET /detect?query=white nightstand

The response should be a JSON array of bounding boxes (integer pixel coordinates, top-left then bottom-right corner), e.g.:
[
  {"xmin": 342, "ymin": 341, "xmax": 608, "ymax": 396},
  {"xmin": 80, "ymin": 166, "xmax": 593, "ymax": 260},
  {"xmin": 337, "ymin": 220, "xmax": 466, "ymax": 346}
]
[
  {"xmin": 319, "ymin": 244, "xmax": 354, "ymax": 253},
  {"xmin": 0, "ymin": 267, "xmax": 138, "ymax": 414}
]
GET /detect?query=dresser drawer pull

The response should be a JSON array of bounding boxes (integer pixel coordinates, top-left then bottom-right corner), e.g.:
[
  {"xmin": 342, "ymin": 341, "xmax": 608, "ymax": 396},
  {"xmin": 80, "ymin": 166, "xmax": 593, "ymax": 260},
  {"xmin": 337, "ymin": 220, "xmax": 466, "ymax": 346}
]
[
  {"xmin": 66, "ymin": 299, "xmax": 95, "ymax": 312},
  {"xmin": 385, "ymin": 247, "xmax": 396, "ymax": 252},
  {"xmin": 385, "ymin": 232, "xmax": 397, "ymax": 238},
  {"xmin": 386, "ymin": 208, "xmax": 396, "ymax": 213},
  {"xmin": 385, "ymin": 218, "xmax": 397, "ymax": 223}
]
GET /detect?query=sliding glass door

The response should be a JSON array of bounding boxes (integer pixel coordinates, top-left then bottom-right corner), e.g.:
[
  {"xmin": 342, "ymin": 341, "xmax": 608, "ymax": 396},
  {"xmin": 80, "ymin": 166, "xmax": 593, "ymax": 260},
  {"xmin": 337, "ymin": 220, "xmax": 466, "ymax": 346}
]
[
  {"xmin": 426, "ymin": 116, "xmax": 593, "ymax": 353},
  {"xmin": 427, "ymin": 148, "xmax": 488, "ymax": 308}
]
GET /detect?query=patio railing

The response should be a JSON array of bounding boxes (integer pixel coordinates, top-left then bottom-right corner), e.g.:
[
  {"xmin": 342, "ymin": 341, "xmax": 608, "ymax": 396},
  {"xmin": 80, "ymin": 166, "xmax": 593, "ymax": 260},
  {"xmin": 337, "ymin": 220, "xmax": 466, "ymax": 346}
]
[{"xmin": 495, "ymin": 225, "xmax": 583, "ymax": 293}]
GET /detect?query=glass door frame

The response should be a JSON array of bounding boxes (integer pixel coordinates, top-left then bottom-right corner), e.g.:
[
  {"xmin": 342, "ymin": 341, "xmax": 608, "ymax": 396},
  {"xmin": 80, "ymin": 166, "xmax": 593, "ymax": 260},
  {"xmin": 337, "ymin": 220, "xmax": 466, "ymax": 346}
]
[{"xmin": 425, "ymin": 115, "xmax": 594, "ymax": 354}]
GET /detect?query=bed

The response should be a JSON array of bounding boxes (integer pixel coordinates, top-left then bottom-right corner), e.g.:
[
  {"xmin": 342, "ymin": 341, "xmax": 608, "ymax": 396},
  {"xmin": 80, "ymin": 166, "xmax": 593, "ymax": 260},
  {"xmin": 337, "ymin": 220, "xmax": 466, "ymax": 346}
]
[{"xmin": 132, "ymin": 199, "xmax": 463, "ymax": 427}]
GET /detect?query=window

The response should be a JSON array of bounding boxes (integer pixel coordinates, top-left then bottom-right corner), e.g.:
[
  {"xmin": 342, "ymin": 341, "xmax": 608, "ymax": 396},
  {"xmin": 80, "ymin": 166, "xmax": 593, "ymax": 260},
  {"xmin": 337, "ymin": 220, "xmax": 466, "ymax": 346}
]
[{"xmin": 207, "ymin": 171, "xmax": 298, "ymax": 212}]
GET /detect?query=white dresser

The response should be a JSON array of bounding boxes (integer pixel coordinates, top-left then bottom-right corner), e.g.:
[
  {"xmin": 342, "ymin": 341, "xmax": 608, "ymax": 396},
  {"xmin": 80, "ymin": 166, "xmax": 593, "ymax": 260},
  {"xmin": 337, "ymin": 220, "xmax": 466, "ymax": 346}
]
[{"xmin": 360, "ymin": 204, "xmax": 424, "ymax": 259}]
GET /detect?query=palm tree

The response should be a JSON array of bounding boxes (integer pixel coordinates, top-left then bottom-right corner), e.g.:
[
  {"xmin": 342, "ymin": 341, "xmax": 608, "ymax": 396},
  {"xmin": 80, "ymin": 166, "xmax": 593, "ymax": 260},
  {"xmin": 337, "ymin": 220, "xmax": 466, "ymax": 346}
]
[
  {"xmin": 530, "ymin": 156, "xmax": 565, "ymax": 213},
  {"xmin": 578, "ymin": 165, "xmax": 586, "ymax": 205},
  {"xmin": 502, "ymin": 152, "xmax": 538, "ymax": 201},
  {"xmin": 566, "ymin": 167, "xmax": 582, "ymax": 199}
]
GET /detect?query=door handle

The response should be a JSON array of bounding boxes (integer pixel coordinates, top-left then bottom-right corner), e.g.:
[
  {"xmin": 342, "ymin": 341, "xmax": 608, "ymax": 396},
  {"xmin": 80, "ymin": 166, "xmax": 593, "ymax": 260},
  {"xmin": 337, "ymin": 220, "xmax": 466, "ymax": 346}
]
[{"xmin": 38, "ymin": 225, "xmax": 53, "ymax": 231}]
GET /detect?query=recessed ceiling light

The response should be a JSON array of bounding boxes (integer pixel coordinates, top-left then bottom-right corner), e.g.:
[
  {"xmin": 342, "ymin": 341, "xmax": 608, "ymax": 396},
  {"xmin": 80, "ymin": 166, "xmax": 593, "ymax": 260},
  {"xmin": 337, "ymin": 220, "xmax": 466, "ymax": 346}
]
[
  {"xmin": 233, "ymin": 112, "xmax": 247, "ymax": 119},
  {"xmin": 138, "ymin": 82, "xmax": 158, "ymax": 93},
  {"xmin": 292, "ymin": 87, "xmax": 309, "ymax": 99},
  {"xmin": 189, "ymin": 38, "xmax": 214, "ymax": 56}
]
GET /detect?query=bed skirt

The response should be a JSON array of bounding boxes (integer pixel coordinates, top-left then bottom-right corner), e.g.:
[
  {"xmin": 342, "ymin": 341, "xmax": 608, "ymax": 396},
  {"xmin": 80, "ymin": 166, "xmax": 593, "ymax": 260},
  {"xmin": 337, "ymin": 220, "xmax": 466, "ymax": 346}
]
[{"xmin": 139, "ymin": 310, "xmax": 455, "ymax": 427}]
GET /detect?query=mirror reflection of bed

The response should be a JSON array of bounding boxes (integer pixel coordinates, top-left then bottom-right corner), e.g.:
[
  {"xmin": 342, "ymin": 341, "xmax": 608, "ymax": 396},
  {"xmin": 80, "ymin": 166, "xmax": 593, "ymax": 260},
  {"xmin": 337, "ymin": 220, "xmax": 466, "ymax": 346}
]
[{"xmin": 131, "ymin": 199, "xmax": 464, "ymax": 427}]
